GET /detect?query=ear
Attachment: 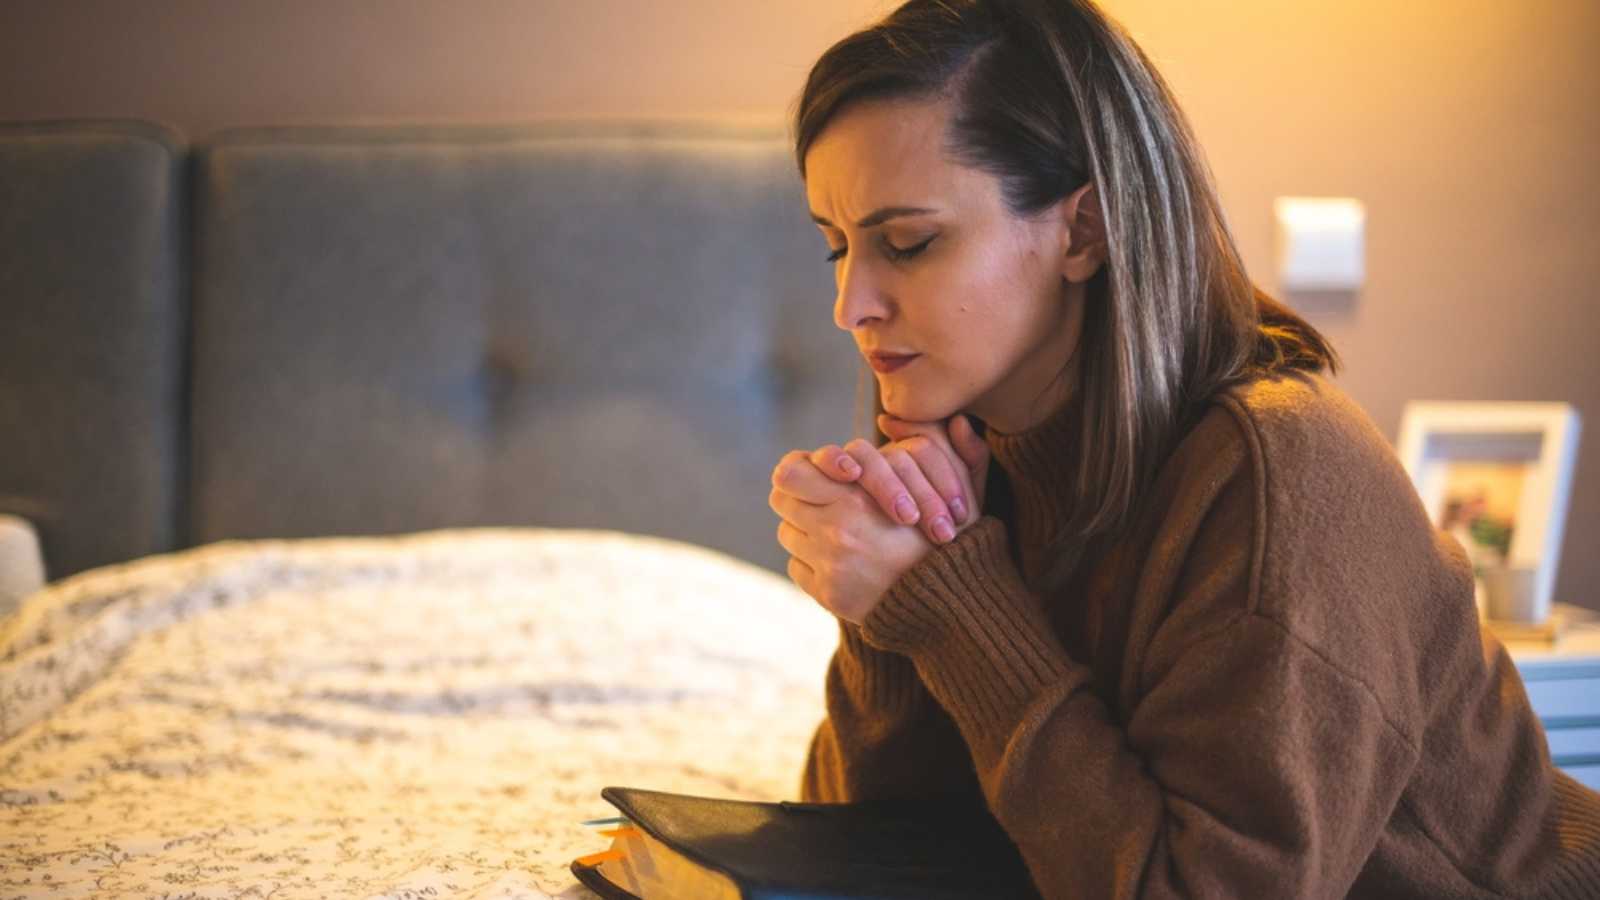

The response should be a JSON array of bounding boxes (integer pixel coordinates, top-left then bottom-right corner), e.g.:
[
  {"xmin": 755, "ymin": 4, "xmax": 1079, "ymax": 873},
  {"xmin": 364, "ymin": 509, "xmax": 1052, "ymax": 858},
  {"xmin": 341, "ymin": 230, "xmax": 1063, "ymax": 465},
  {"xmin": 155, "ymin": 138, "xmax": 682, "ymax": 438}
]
[{"xmin": 1056, "ymin": 180, "xmax": 1107, "ymax": 284}]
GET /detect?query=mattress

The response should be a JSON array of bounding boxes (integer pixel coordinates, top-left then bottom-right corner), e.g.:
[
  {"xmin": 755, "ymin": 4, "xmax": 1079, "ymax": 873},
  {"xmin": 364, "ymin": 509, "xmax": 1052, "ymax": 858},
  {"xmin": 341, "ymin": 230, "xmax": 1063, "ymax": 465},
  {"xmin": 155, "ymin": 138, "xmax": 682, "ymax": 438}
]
[{"xmin": 0, "ymin": 527, "xmax": 838, "ymax": 898}]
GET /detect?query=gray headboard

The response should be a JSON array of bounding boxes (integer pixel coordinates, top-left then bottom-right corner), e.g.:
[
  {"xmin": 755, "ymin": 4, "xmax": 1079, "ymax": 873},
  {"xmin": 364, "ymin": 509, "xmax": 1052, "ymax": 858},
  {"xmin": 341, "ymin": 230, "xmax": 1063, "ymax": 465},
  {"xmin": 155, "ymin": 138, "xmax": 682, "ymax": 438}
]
[{"xmin": 0, "ymin": 118, "xmax": 863, "ymax": 582}]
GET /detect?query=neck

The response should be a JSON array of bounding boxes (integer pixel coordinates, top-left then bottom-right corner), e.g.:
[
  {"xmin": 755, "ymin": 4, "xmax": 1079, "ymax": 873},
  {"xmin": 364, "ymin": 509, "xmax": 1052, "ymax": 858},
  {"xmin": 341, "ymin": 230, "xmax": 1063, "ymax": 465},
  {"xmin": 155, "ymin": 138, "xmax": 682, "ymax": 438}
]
[{"xmin": 980, "ymin": 385, "xmax": 1085, "ymax": 587}]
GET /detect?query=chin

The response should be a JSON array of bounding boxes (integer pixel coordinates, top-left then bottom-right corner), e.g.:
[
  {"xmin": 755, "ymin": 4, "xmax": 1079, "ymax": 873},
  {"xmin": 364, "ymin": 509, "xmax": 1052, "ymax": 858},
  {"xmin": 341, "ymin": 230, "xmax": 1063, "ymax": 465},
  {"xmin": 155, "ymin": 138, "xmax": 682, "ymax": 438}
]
[{"xmin": 879, "ymin": 389, "xmax": 961, "ymax": 426}]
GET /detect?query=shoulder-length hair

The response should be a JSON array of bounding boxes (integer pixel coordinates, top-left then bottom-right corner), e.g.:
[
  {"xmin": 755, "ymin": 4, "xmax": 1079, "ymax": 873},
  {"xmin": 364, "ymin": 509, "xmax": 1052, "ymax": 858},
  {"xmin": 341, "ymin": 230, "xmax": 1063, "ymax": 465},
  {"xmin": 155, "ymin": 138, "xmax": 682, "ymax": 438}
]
[{"xmin": 792, "ymin": 0, "xmax": 1338, "ymax": 586}]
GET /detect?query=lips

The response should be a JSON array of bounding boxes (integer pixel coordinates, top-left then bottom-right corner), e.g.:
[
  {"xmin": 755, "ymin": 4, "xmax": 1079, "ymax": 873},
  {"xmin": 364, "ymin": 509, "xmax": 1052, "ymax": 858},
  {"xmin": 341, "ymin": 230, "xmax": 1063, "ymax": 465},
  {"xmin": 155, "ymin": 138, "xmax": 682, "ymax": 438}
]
[{"xmin": 866, "ymin": 352, "xmax": 919, "ymax": 374}]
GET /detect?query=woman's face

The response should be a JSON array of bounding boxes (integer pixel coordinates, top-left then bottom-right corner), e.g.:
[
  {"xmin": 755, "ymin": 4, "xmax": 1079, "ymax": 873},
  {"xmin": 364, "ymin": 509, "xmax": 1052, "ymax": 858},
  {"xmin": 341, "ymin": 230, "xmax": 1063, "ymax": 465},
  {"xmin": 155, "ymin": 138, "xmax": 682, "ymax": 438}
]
[{"xmin": 804, "ymin": 95, "xmax": 1100, "ymax": 433}]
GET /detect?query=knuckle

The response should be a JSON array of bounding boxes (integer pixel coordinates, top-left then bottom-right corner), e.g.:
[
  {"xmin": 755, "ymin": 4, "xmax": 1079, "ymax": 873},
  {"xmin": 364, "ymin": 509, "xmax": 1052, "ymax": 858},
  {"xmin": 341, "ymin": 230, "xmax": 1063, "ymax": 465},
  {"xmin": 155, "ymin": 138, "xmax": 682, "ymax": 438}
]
[
  {"xmin": 825, "ymin": 523, "xmax": 858, "ymax": 555},
  {"xmin": 772, "ymin": 459, "xmax": 800, "ymax": 488},
  {"xmin": 819, "ymin": 523, "xmax": 843, "ymax": 548},
  {"xmin": 844, "ymin": 438, "xmax": 875, "ymax": 456},
  {"xmin": 866, "ymin": 484, "xmax": 901, "ymax": 515},
  {"xmin": 834, "ymin": 530, "xmax": 857, "ymax": 556}
]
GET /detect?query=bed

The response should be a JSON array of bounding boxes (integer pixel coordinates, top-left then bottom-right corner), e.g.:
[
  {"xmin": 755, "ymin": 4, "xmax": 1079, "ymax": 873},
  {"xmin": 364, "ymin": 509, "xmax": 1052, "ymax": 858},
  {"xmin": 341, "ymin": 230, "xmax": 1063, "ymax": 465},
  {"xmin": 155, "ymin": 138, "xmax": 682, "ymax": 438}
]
[
  {"xmin": 0, "ymin": 527, "xmax": 838, "ymax": 897},
  {"xmin": 0, "ymin": 118, "xmax": 859, "ymax": 897}
]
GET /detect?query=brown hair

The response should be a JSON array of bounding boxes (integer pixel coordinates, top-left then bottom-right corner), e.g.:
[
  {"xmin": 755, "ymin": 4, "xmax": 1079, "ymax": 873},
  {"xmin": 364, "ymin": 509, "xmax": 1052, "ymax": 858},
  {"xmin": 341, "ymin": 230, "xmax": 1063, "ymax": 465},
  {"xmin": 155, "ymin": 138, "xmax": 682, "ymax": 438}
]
[{"xmin": 792, "ymin": 0, "xmax": 1339, "ymax": 588}]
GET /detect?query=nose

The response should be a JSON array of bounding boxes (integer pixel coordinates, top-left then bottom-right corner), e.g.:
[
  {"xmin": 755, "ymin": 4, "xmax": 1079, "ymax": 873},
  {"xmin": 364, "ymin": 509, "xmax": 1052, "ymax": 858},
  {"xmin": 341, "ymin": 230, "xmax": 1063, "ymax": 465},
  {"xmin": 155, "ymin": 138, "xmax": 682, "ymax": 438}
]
[{"xmin": 832, "ymin": 255, "xmax": 889, "ymax": 332}]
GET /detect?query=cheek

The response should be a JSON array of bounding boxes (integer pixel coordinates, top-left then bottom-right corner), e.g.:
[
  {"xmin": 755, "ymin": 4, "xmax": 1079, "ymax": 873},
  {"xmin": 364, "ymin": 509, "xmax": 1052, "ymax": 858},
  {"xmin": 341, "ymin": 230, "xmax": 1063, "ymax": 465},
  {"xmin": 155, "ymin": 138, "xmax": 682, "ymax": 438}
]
[
  {"xmin": 924, "ymin": 249, "xmax": 1011, "ymax": 338},
  {"xmin": 914, "ymin": 234, "xmax": 1049, "ymax": 371},
  {"xmin": 950, "ymin": 285, "xmax": 1032, "ymax": 361}
]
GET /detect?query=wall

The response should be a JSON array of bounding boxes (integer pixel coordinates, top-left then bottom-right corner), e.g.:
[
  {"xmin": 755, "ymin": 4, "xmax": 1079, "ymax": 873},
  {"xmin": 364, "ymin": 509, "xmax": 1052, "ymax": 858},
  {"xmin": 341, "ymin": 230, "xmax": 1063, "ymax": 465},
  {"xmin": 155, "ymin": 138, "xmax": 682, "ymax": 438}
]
[
  {"xmin": 0, "ymin": 0, "xmax": 869, "ymax": 130},
  {"xmin": 1105, "ymin": 0, "xmax": 1600, "ymax": 613},
  {"xmin": 2, "ymin": 0, "xmax": 1596, "ymax": 610}
]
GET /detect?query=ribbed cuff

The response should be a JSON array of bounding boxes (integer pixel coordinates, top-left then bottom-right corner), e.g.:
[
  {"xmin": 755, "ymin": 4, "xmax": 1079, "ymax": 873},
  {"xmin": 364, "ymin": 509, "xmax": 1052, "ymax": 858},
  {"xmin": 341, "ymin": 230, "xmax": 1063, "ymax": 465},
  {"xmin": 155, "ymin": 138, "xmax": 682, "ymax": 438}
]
[
  {"xmin": 859, "ymin": 516, "xmax": 1074, "ymax": 763},
  {"xmin": 833, "ymin": 618, "xmax": 926, "ymax": 717}
]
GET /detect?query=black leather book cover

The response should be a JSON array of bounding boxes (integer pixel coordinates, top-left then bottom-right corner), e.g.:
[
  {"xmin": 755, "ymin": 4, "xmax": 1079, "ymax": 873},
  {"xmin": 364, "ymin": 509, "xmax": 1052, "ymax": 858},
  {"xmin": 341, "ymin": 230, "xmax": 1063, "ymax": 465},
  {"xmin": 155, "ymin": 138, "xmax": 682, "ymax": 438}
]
[{"xmin": 570, "ymin": 786, "xmax": 1042, "ymax": 899}]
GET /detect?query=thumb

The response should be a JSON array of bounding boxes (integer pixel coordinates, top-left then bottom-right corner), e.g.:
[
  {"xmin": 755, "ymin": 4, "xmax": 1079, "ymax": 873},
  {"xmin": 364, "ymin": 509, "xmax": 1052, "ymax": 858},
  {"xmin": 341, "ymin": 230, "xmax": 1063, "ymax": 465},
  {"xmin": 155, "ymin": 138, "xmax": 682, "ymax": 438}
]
[{"xmin": 950, "ymin": 414, "xmax": 989, "ymax": 475}]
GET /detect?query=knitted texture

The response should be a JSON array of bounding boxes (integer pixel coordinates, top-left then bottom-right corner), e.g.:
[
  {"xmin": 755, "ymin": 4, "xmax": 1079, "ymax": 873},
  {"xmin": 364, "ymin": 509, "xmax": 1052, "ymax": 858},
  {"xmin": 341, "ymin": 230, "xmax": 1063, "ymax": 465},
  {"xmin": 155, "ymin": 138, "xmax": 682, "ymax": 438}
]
[
  {"xmin": 801, "ymin": 370, "xmax": 1600, "ymax": 898},
  {"xmin": 861, "ymin": 516, "xmax": 1074, "ymax": 766}
]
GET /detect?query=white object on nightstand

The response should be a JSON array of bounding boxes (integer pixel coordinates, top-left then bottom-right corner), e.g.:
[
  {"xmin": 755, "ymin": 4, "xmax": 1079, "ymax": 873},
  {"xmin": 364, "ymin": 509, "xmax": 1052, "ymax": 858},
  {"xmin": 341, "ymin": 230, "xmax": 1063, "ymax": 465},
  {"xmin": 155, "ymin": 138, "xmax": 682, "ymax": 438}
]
[
  {"xmin": 0, "ymin": 514, "xmax": 46, "ymax": 617},
  {"xmin": 1502, "ymin": 603, "xmax": 1600, "ymax": 791}
]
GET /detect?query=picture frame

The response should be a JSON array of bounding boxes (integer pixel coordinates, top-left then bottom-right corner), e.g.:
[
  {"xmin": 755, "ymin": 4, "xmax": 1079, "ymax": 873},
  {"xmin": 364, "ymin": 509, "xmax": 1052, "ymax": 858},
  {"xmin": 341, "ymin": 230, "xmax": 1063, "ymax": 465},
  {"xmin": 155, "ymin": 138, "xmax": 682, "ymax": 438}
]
[{"xmin": 1396, "ymin": 402, "xmax": 1581, "ymax": 624}]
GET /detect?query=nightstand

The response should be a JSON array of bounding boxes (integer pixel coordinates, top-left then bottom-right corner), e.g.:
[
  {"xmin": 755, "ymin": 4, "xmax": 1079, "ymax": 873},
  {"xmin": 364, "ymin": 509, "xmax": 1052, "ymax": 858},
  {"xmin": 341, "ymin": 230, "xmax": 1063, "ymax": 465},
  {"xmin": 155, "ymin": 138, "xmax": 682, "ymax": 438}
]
[{"xmin": 1501, "ymin": 603, "xmax": 1600, "ymax": 791}]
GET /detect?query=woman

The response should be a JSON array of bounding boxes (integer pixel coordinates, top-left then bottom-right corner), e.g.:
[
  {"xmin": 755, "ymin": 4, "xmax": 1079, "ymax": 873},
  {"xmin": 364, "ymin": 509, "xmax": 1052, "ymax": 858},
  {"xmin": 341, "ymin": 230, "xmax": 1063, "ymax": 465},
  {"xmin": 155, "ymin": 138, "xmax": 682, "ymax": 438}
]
[{"xmin": 765, "ymin": 1, "xmax": 1600, "ymax": 897}]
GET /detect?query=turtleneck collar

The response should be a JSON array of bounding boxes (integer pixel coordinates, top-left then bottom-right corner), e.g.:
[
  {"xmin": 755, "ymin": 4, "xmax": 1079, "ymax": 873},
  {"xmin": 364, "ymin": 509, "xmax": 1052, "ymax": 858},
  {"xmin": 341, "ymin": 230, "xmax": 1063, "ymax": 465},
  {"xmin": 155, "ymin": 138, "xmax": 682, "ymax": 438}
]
[{"xmin": 980, "ymin": 387, "xmax": 1085, "ymax": 587}]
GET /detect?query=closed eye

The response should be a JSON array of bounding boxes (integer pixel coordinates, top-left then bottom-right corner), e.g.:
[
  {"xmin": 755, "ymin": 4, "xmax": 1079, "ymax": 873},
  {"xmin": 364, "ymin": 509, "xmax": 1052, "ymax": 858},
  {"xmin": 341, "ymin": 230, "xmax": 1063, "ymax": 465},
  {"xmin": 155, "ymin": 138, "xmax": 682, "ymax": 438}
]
[{"xmin": 826, "ymin": 235, "xmax": 936, "ymax": 264}]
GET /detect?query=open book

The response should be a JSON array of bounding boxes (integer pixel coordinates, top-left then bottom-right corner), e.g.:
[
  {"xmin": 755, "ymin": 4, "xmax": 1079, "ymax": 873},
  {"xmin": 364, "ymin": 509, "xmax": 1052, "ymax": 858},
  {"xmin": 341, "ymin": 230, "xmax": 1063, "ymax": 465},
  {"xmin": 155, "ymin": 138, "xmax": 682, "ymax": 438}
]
[{"xmin": 571, "ymin": 786, "xmax": 1041, "ymax": 899}]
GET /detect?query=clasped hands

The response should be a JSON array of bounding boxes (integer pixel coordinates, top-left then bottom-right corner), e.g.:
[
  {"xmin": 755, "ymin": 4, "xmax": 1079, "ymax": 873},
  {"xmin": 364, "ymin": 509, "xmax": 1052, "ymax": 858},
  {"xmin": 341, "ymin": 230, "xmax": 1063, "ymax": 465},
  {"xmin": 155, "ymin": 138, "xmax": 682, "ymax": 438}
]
[{"xmin": 769, "ymin": 412, "xmax": 990, "ymax": 626}]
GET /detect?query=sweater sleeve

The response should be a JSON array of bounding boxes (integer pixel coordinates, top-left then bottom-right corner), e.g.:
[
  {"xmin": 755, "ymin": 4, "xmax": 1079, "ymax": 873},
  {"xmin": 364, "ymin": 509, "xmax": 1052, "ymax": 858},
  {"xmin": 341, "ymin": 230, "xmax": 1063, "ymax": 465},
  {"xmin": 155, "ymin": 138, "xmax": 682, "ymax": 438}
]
[
  {"xmin": 799, "ymin": 616, "xmax": 983, "ymax": 808},
  {"xmin": 858, "ymin": 513, "xmax": 1419, "ymax": 899}
]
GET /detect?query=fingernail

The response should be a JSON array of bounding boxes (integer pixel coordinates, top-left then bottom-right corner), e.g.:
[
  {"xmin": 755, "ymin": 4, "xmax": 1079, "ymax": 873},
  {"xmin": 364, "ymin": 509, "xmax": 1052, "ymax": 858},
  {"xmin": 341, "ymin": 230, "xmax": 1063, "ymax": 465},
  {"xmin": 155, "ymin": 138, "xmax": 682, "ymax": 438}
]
[
  {"xmin": 950, "ymin": 496, "xmax": 968, "ymax": 522},
  {"xmin": 838, "ymin": 456, "xmax": 860, "ymax": 477},
  {"xmin": 932, "ymin": 516, "xmax": 956, "ymax": 543},
  {"xmin": 894, "ymin": 495, "xmax": 918, "ymax": 524}
]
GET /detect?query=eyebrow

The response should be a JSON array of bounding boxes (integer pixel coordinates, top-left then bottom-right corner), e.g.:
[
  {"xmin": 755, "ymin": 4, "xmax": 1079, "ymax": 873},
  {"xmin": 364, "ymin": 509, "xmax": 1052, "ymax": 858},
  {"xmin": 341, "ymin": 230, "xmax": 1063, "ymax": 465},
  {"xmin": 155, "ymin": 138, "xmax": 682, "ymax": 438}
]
[{"xmin": 808, "ymin": 206, "xmax": 938, "ymax": 229}]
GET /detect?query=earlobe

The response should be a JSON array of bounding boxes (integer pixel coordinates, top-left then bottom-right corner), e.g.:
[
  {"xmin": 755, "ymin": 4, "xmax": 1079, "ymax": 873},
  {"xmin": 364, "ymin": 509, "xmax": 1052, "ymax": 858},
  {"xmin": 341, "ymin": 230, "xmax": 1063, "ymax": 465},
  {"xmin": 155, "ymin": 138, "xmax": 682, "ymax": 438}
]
[{"xmin": 1062, "ymin": 240, "xmax": 1107, "ymax": 284}]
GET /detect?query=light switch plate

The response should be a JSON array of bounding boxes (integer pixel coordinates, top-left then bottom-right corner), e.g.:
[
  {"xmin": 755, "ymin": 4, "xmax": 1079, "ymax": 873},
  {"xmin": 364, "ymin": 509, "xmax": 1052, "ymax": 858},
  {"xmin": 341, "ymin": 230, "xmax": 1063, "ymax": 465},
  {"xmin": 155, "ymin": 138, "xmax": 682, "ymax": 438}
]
[{"xmin": 1273, "ymin": 196, "xmax": 1365, "ymax": 292}]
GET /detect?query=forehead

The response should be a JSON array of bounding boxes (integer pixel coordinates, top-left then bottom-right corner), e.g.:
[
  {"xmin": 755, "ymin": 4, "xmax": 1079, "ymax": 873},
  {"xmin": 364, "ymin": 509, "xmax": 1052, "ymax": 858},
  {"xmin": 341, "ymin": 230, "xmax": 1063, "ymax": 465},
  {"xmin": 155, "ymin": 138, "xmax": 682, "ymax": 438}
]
[{"xmin": 803, "ymin": 97, "xmax": 969, "ymax": 219}]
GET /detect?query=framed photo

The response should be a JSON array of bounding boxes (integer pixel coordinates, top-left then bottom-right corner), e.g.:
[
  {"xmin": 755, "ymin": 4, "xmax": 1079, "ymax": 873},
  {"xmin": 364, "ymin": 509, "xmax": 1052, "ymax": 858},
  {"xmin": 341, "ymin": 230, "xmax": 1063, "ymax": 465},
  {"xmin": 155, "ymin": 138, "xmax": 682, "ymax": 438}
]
[{"xmin": 1396, "ymin": 402, "xmax": 1581, "ymax": 623}]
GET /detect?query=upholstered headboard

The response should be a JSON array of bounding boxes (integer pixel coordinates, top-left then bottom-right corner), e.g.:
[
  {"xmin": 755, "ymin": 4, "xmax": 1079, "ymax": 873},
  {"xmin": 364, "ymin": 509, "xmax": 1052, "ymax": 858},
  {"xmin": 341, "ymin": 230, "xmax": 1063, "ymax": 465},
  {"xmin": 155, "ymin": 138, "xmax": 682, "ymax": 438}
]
[{"xmin": 0, "ymin": 118, "xmax": 861, "ymax": 585}]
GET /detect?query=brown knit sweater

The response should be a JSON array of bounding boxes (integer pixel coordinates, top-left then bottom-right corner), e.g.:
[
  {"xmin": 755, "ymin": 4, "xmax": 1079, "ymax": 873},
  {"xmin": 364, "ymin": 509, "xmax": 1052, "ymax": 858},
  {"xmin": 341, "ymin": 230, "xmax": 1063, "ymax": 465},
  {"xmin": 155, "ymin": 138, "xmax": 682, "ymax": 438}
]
[{"xmin": 799, "ymin": 370, "xmax": 1600, "ymax": 898}]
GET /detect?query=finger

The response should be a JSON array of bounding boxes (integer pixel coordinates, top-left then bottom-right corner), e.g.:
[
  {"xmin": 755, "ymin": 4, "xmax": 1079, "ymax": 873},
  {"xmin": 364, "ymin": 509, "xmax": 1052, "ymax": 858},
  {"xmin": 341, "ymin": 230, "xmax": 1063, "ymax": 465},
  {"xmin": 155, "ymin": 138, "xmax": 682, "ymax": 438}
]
[
  {"xmin": 878, "ymin": 413, "xmax": 957, "ymax": 462},
  {"xmin": 892, "ymin": 433, "xmax": 971, "ymax": 526},
  {"xmin": 842, "ymin": 438, "xmax": 920, "ymax": 526},
  {"xmin": 769, "ymin": 486, "xmax": 825, "ymax": 536},
  {"xmin": 809, "ymin": 444, "xmax": 862, "ymax": 483},
  {"xmin": 880, "ymin": 411, "xmax": 986, "ymax": 494},
  {"xmin": 775, "ymin": 518, "xmax": 822, "ymax": 564},
  {"xmin": 881, "ymin": 445, "xmax": 958, "ymax": 543},
  {"xmin": 772, "ymin": 450, "xmax": 853, "ymax": 505},
  {"xmin": 948, "ymin": 414, "xmax": 990, "ymax": 478},
  {"xmin": 878, "ymin": 416, "xmax": 972, "ymax": 524},
  {"xmin": 786, "ymin": 555, "xmax": 816, "ymax": 596}
]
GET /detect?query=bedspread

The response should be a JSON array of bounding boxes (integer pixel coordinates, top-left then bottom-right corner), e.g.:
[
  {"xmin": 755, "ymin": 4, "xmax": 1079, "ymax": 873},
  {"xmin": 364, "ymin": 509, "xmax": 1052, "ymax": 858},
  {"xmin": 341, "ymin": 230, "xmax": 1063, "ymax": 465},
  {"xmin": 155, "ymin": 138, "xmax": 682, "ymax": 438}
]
[{"xmin": 0, "ymin": 528, "xmax": 839, "ymax": 898}]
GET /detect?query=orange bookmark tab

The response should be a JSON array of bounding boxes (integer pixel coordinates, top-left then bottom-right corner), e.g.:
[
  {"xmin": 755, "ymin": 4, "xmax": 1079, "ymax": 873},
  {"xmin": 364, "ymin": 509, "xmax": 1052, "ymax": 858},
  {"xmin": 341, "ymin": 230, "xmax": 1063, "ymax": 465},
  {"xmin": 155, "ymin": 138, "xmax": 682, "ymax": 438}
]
[
  {"xmin": 576, "ymin": 849, "xmax": 625, "ymax": 866},
  {"xmin": 600, "ymin": 826, "xmax": 641, "ymax": 839}
]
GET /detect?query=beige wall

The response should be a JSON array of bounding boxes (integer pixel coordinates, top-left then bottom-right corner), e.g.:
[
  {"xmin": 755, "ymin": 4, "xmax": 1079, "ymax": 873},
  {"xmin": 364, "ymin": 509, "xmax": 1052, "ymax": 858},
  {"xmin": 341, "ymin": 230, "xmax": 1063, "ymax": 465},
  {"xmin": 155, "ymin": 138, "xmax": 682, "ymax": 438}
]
[{"xmin": 3, "ymin": 1, "xmax": 1596, "ymax": 610}]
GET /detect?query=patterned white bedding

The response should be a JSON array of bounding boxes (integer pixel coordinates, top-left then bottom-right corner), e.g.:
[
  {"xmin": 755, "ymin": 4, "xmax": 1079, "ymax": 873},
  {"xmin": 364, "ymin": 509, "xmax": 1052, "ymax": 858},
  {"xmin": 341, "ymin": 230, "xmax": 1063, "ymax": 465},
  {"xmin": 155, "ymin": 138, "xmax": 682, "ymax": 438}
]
[{"xmin": 0, "ymin": 528, "xmax": 839, "ymax": 898}]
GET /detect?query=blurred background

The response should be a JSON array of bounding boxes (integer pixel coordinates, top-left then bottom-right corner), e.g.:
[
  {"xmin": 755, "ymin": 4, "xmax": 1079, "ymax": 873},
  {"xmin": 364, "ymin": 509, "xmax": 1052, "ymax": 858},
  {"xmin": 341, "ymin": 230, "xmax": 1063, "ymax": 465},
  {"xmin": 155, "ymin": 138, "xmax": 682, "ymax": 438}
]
[{"xmin": 1, "ymin": 0, "xmax": 1596, "ymax": 609}]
